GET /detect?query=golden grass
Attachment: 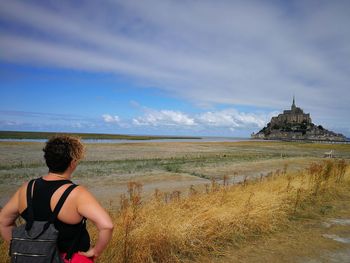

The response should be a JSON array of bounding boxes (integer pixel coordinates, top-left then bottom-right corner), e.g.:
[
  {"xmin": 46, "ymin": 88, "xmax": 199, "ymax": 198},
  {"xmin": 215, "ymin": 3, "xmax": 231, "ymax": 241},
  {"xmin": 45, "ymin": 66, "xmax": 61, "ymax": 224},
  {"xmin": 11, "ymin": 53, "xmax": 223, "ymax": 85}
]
[
  {"xmin": 93, "ymin": 159, "xmax": 349, "ymax": 262},
  {"xmin": 0, "ymin": 159, "xmax": 349, "ymax": 263}
]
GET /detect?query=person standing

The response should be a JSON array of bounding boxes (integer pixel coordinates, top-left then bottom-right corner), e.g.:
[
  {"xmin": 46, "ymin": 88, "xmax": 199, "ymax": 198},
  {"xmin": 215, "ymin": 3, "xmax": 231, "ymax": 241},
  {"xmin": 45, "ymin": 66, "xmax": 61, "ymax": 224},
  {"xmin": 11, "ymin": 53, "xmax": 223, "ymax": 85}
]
[{"xmin": 0, "ymin": 135, "xmax": 114, "ymax": 262}]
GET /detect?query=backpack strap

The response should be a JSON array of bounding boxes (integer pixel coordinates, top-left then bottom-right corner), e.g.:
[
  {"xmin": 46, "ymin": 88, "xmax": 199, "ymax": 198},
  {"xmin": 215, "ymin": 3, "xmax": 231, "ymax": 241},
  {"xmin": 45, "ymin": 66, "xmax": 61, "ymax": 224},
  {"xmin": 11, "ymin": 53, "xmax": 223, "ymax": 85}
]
[
  {"xmin": 49, "ymin": 184, "xmax": 78, "ymax": 223},
  {"xmin": 23, "ymin": 182, "xmax": 86, "ymax": 258},
  {"xmin": 25, "ymin": 179, "xmax": 36, "ymax": 231},
  {"xmin": 25, "ymin": 182, "xmax": 78, "ymax": 239}
]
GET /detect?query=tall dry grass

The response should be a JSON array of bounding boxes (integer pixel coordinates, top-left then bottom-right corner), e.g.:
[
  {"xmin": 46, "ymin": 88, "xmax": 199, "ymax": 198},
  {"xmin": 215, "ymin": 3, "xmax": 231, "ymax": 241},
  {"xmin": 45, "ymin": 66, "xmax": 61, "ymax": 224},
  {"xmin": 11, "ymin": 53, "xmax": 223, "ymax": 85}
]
[
  {"xmin": 94, "ymin": 159, "xmax": 349, "ymax": 262},
  {"xmin": 0, "ymin": 159, "xmax": 349, "ymax": 263}
]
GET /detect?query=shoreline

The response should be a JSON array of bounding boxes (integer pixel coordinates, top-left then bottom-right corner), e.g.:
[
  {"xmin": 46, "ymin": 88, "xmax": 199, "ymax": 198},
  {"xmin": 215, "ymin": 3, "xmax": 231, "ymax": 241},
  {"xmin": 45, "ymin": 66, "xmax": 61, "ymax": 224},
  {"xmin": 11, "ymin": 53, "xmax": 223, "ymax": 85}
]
[
  {"xmin": 253, "ymin": 138, "xmax": 350, "ymax": 144},
  {"xmin": 0, "ymin": 137, "xmax": 252, "ymax": 144}
]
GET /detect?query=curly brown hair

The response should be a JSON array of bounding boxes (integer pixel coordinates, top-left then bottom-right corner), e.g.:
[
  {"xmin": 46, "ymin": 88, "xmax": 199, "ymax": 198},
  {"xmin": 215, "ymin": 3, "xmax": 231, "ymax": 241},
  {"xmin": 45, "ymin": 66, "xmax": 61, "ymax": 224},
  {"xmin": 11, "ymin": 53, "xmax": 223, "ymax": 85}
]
[{"xmin": 43, "ymin": 135, "xmax": 85, "ymax": 173}]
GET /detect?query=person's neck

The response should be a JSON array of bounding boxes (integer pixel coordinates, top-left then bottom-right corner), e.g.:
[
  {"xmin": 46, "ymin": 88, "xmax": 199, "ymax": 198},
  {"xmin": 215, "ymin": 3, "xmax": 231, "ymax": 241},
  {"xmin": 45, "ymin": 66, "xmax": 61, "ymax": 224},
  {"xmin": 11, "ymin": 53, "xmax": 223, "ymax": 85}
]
[{"xmin": 46, "ymin": 172, "xmax": 71, "ymax": 180}]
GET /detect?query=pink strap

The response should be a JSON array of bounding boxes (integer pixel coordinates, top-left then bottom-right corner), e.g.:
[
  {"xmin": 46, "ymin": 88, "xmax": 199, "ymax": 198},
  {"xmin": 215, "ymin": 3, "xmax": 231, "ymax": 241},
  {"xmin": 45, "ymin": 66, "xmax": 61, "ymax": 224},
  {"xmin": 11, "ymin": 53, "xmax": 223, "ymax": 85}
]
[{"xmin": 60, "ymin": 252, "xmax": 94, "ymax": 263}]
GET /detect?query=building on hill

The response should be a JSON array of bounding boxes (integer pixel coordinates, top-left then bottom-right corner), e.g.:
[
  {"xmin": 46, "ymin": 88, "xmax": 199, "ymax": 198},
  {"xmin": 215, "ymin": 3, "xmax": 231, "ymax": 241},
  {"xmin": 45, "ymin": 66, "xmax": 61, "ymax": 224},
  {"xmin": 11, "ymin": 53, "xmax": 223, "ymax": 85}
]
[
  {"xmin": 270, "ymin": 96, "xmax": 311, "ymax": 127},
  {"xmin": 251, "ymin": 97, "xmax": 347, "ymax": 142}
]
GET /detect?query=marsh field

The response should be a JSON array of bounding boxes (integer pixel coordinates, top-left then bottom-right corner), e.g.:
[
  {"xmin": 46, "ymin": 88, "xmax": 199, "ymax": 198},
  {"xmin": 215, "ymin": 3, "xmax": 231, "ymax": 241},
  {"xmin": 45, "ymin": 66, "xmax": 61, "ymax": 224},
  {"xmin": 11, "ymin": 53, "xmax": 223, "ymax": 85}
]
[
  {"xmin": 1, "ymin": 140, "xmax": 350, "ymax": 262},
  {"xmin": 1, "ymin": 140, "xmax": 349, "ymax": 207}
]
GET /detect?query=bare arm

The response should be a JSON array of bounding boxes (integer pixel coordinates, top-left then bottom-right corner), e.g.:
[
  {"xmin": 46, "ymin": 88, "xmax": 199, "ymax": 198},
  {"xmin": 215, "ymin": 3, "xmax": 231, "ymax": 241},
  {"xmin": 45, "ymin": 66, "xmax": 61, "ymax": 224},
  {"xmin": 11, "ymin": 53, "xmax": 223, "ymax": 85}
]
[
  {"xmin": 75, "ymin": 187, "xmax": 114, "ymax": 259},
  {"xmin": 0, "ymin": 189, "xmax": 20, "ymax": 242}
]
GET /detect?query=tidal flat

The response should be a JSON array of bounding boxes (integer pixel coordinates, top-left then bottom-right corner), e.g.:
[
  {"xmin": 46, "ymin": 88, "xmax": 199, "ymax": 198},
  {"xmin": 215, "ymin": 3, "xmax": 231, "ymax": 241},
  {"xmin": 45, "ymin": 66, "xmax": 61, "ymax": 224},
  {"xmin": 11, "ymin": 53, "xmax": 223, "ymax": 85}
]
[{"xmin": 1, "ymin": 140, "xmax": 350, "ymax": 209}]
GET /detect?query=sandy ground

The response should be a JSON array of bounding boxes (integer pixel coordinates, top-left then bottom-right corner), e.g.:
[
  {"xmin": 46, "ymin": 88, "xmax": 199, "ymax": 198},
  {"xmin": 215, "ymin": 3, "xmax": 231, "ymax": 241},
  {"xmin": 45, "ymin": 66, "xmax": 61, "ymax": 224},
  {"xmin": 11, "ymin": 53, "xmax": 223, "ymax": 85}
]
[{"xmin": 74, "ymin": 172, "xmax": 209, "ymax": 209}]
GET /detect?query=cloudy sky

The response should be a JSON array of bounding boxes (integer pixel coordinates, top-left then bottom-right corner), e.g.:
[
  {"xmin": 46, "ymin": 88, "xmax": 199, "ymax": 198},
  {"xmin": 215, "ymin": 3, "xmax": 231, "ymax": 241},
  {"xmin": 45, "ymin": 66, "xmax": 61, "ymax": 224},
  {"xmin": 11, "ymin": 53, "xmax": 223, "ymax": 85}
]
[{"xmin": 1, "ymin": 0, "xmax": 349, "ymax": 137}]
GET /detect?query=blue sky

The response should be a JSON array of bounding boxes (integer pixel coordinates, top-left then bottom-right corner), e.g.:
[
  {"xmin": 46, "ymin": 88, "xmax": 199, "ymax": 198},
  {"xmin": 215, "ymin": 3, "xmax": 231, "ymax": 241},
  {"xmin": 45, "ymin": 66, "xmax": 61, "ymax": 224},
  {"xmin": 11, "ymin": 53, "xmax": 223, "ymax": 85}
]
[{"xmin": 0, "ymin": 0, "xmax": 349, "ymax": 137}]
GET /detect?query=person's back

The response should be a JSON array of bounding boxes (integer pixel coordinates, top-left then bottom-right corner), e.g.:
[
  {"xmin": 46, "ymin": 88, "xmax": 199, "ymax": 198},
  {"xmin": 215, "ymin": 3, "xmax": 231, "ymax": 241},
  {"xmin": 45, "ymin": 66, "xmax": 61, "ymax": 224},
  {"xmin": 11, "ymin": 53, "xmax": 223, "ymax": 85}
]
[
  {"xmin": 20, "ymin": 177, "xmax": 90, "ymax": 253},
  {"xmin": 0, "ymin": 135, "xmax": 114, "ymax": 262}
]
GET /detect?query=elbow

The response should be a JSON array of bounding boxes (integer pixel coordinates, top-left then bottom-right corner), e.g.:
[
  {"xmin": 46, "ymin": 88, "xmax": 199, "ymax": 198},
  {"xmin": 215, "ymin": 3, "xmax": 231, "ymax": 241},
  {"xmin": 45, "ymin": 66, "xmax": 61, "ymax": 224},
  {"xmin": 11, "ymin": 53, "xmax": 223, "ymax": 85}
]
[
  {"xmin": 98, "ymin": 219, "xmax": 114, "ymax": 232},
  {"xmin": 0, "ymin": 212, "xmax": 4, "ymax": 227},
  {"xmin": 105, "ymin": 221, "xmax": 114, "ymax": 231}
]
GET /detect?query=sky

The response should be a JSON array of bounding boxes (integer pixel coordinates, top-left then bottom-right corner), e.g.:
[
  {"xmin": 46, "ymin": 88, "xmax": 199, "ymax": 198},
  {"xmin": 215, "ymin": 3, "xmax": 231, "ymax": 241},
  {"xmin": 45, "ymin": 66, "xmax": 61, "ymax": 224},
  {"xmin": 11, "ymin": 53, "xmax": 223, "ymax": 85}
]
[{"xmin": 0, "ymin": 0, "xmax": 349, "ymax": 137}]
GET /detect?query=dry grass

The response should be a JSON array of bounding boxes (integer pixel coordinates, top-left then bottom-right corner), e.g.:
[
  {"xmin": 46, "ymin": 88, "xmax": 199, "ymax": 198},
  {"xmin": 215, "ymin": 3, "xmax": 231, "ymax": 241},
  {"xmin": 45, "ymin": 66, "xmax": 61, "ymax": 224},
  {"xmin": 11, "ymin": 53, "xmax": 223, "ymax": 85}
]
[
  {"xmin": 0, "ymin": 159, "xmax": 349, "ymax": 263},
  {"xmin": 94, "ymin": 159, "xmax": 349, "ymax": 262}
]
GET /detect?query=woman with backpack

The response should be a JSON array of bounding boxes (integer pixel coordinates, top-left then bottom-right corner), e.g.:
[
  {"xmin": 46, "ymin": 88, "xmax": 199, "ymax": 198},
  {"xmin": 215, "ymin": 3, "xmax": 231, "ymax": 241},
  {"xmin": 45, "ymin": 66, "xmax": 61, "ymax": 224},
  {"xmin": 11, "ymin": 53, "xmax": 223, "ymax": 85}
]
[{"xmin": 0, "ymin": 135, "xmax": 114, "ymax": 262}]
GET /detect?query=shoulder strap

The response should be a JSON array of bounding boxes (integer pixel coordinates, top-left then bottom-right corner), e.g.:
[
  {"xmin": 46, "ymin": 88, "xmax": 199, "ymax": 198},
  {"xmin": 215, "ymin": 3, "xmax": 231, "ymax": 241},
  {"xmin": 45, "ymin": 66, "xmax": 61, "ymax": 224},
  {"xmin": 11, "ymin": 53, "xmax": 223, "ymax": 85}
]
[
  {"xmin": 25, "ymin": 179, "xmax": 36, "ymax": 231},
  {"xmin": 49, "ymin": 184, "xmax": 78, "ymax": 223},
  {"xmin": 25, "ymin": 183, "xmax": 79, "ymax": 239}
]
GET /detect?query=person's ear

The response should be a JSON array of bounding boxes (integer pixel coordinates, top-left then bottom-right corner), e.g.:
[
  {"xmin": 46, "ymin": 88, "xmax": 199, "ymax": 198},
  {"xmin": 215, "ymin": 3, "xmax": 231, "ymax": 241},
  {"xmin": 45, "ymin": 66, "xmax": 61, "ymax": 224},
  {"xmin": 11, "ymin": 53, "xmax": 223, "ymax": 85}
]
[{"xmin": 70, "ymin": 159, "xmax": 78, "ymax": 169}]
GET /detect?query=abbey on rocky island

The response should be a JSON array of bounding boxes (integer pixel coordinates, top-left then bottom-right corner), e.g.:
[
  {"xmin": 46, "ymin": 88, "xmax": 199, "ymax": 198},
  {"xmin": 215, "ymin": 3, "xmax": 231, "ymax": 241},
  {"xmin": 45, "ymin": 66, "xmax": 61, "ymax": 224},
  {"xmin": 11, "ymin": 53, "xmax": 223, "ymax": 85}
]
[{"xmin": 251, "ymin": 97, "xmax": 347, "ymax": 142}]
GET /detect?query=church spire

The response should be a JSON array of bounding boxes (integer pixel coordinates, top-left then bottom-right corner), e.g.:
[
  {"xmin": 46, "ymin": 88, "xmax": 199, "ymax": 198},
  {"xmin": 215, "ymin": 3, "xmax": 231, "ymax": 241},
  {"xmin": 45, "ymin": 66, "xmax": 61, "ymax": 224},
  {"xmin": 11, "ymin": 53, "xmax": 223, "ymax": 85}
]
[{"xmin": 291, "ymin": 95, "xmax": 296, "ymax": 110}]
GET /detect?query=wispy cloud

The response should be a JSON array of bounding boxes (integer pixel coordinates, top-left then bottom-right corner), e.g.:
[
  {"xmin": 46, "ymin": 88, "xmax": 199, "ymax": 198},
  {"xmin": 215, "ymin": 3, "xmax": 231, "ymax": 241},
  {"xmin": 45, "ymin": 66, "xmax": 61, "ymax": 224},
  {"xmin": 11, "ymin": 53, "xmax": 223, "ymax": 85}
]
[
  {"xmin": 0, "ymin": 110, "xmax": 99, "ymax": 131},
  {"xmin": 0, "ymin": 110, "xmax": 92, "ymax": 121},
  {"xmin": 102, "ymin": 114, "xmax": 120, "ymax": 123},
  {"xmin": 133, "ymin": 110, "xmax": 195, "ymax": 127},
  {"xmin": 197, "ymin": 109, "xmax": 274, "ymax": 130},
  {"xmin": 113, "ymin": 106, "xmax": 275, "ymax": 132},
  {"xmin": 0, "ymin": 0, "xmax": 349, "ymax": 131}
]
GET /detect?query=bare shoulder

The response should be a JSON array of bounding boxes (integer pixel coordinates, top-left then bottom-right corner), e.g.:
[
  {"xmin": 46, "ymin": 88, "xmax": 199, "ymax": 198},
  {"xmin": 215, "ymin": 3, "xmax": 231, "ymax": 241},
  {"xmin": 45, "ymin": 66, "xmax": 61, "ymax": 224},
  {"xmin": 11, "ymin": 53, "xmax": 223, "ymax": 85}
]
[
  {"xmin": 73, "ymin": 186, "xmax": 111, "ymax": 227},
  {"xmin": 17, "ymin": 181, "xmax": 32, "ymax": 212},
  {"xmin": 18, "ymin": 179, "xmax": 39, "ymax": 192},
  {"xmin": 73, "ymin": 185, "xmax": 98, "ymax": 202},
  {"xmin": 74, "ymin": 185, "xmax": 88, "ymax": 192},
  {"xmin": 1, "ymin": 181, "xmax": 29, "ymax": 216},
  {"xmin": 20, "ymin": 181, "xmax": 29, "ymax": 190},
  {"xmin": 74, "ymin": 185, "xmax": 92, "ymax": 195},
  {"xmin": 17, "ymin": 181, "xmax": 30, "ymax": 197}
]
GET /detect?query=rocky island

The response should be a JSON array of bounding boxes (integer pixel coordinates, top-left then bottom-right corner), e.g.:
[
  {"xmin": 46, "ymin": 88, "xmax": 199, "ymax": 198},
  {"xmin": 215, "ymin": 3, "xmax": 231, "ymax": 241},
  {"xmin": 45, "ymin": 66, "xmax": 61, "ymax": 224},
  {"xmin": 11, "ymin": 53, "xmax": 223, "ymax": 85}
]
[{"xmin": 251, "ymin": 97, "xmax": 347, "ymax": 142}]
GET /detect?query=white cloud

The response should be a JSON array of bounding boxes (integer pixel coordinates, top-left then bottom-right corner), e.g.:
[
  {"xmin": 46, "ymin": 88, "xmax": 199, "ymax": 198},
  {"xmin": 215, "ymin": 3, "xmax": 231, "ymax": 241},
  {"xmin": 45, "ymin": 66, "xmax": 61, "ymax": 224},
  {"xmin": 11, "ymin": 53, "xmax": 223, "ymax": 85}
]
[
  {"xmin": 198, "ymin": 111, "xmax": 239, "ymax": 128},
  {"xmin": 133, "ymin": 110, "xmax": 195, "ymax": 127},
  {"xmin": 197, "ymin": 109, "xmax": 268, "ymax": 129},
  {"xmin": 102, "ymin": 114, "xmax": 120, "ymax": 123},
  {"xmin": 127, "ymin": 106, "xmax": 275, "ymax": 133},
  {"xmin": 4, "ymin": 121, "xmax": 18, "ymax": 126},
  {"xmin": 71, "ymin": 122, "xmax": 83, "ymax": 128}
]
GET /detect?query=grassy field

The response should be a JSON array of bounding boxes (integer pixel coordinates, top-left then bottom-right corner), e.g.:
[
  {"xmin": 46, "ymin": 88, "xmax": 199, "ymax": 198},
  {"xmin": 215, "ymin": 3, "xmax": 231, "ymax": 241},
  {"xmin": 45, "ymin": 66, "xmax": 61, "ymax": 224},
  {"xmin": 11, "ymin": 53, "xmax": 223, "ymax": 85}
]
[
  {"xmin": 0, "ymin": 141, "xmax": 350, "ymax": 262},
  {"xmin": 1, "ymin": 159, "xmax": 349, "ymax": 262},
  {"xmin": 1, "ymin": 140, "xmax": 350, "ymax": 207}
]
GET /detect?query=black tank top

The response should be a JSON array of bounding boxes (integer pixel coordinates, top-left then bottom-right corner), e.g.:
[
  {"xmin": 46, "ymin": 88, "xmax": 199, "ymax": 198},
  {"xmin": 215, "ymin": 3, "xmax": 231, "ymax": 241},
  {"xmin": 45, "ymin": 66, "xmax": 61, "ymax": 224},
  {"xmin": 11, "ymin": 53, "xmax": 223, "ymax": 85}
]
[{"xmin": 21, "ymin": 177, "xmax": 90, "ymax": 253}]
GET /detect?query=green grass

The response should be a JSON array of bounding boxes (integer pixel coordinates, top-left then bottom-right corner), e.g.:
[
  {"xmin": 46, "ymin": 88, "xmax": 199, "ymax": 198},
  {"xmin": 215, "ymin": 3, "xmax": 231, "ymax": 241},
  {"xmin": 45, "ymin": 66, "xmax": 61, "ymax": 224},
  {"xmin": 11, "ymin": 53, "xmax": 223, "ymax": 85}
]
[{"xmin": 0, "ymin": 152, "xmax": 288, "ymax": 174}]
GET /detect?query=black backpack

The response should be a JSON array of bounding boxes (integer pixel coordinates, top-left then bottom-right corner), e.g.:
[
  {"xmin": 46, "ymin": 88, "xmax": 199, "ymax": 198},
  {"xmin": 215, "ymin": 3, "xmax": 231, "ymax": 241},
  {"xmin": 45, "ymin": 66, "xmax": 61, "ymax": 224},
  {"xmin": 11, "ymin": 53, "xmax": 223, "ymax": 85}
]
[{"xmin": 9, "ymin": 179, "xmax": 79, "ymax": 263}]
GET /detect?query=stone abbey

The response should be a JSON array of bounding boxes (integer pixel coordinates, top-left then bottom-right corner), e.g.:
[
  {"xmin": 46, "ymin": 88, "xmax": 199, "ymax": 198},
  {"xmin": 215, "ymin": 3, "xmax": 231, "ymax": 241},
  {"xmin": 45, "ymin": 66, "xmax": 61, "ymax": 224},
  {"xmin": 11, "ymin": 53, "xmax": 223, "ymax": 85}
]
[
  {"xmin": 252, "ymin": 97, "xmax": 346, "ymax": 142},
  {"xmin": 270, "ymin": 96, "xmax": 311, "ymax": 127}
]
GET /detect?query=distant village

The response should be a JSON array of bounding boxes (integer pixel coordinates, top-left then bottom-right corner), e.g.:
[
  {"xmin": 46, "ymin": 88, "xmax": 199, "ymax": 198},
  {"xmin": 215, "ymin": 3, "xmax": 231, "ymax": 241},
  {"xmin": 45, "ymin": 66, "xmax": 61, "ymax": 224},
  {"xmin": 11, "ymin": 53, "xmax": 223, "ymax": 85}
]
[{"xmin": 251, "ymin": 97, "xmax": 347, "ymax": 142}]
